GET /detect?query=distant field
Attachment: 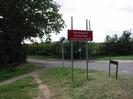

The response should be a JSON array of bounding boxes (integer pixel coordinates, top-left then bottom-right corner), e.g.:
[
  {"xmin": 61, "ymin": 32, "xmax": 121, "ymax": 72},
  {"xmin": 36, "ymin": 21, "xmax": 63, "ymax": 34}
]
[
  {"xmin": 40, "ymin": 68, "xmax": 133, "ymax": 99},
  {"xmin": 0, "ymin": 77, "xmax": 38, "ymax": 99}
]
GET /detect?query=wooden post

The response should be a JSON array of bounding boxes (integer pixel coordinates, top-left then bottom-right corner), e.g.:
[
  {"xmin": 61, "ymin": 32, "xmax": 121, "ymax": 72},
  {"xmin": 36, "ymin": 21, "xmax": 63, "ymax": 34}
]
[
  {"xmin": 116, "ymin": 64, "xmax": 118, "ymax": 79},
  {"xmin": 109, "ymin": 60, "xmax": 119, "ymax": 79}
]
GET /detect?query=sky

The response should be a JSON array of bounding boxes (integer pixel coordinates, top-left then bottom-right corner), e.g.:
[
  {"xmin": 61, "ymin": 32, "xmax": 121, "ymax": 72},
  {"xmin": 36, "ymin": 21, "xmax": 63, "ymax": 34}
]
[{"xmin": 52, "ymin": 0, "xmax": 133, "ymax": 42}]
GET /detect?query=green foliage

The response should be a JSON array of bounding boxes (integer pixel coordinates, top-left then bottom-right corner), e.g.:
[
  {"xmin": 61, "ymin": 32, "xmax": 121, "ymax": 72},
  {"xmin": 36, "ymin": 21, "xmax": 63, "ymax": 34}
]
[
  {"xmin": 28, "ymin": 42, "xmax": 89, "ymax": 59},
  {"xmin": 28, "ymin": 42, "xmax": 61, "ymax": 58},
  {"xmin": 90, "ymin": 42, "xmax": 105, "ymax": 55},
  {"xmin": 0, "ymin": 0, "xmax": 64, "ymax": 66},
  {"xmin": 28, "ymin": 30, "xmax": 133, "ymax": 59},
  {"xmin": 104, "ymin": 30, "xmax": 133, "ymax": 55}
]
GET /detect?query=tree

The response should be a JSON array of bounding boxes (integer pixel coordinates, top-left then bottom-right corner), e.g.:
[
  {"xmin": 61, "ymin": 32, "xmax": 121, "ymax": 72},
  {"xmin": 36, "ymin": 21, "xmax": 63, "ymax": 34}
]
[
  {"xmin": 104, "ymin": 34, "xmax": 119, "ymax": 55},
  {"xmin": 0, "ymin": 0, "xmax": 65, "ymax": 66},
  {"xmin": 117, "ymin": 31, "xmax": 132, "ymax": 54},
  {"xmin": 119, "ymin": 31, "xmax": 131, "ymax": 43},
  {"xmin": 105, "ymin": 34, "xmax": 118, "ymax": 43},
  {"xmin": 104, "ymin": 30, "xmax": 133, "ymax": 55}
]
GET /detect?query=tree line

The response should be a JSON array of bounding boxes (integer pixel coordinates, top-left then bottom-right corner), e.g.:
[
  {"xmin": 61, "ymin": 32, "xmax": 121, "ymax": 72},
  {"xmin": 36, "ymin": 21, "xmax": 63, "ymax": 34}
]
[{"xmin": 28, "ymin": 30, "xmax": 133, "ymax": 59}]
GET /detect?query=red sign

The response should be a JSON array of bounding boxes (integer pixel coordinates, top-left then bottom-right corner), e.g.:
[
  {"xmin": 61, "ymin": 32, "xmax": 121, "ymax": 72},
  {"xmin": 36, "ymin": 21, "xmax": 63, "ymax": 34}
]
[{"xmin": 68, "ymin": 30, "xmax": 93, "ymax": 41}]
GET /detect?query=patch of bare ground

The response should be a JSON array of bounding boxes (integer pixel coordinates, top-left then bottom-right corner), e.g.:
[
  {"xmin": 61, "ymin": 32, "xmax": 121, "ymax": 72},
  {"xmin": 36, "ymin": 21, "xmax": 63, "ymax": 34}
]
[{"xmin": 33, "ymin": 74, "xmax": 50, "ymax": 99}]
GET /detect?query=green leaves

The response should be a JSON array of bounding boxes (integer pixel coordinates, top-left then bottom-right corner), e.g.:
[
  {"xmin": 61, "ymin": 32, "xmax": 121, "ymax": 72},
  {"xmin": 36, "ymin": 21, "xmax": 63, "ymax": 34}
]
[
  {"xmin": 0, "ymin": 0, "xmax": 65, "ymax": 65},
  {"xmin": 104, "ymin": 30, "xmax": 133, "ymax": 55}
]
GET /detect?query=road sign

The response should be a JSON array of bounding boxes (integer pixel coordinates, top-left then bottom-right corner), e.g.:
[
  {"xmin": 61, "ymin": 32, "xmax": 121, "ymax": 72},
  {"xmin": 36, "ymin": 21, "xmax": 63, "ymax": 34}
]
[
  {"xmin": 59, "ymin": 37, "xmax": 65, "ymax": 43},
  {"xmin": 59, "ymin": 37, "xmax": 66, "ymax": 68},
  {"xmin": 68, "ymin": 30, "xmax": 93, "ymax": 41}
]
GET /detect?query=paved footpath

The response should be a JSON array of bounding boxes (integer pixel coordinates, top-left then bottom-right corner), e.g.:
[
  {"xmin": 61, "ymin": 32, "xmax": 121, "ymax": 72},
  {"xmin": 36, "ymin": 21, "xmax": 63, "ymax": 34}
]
[{"xmin": 28, "ymin": 58, "xmax": 133, "ymax": 76}]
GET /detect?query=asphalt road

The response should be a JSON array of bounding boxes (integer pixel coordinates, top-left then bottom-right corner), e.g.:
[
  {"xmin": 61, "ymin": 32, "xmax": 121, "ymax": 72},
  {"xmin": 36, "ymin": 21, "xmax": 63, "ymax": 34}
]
[{"xmin": 28, "ymin": 58, "xmax": 133, "ymax": 75}]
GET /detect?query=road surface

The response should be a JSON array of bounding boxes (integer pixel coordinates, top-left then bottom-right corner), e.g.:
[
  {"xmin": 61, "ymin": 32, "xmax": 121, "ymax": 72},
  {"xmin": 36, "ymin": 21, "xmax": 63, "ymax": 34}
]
[{"xmin": 28, "ymin": 58, "xmax": 133, "ymax": 75}]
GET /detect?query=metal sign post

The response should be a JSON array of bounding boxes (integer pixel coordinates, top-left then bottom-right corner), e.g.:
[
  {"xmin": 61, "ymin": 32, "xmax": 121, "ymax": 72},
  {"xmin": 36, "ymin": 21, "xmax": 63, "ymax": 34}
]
[
  {"xmin": 89, "ymin": 20, "xmax": 92, "ymax": 62},
  {"xmin": 71, "ymin": 16, "xmax": 74, "ymax": 81},
  {"xmin": 68, "ymin": 17, "xmax": 93, "ymax": 81},
  {"xmin": 86, "ymin": 19, "xmax": 89, "ymax": 79},
  {"xmin": 62, "ymin": 43, "xmax": 64, "ymax": 68},
  {"xmin": 59, "ymin": 37, "xmax": 65, "ymax": 68},
  {"xmin": 79, "ymin": 43, "xmax": 82, "ymax": 60}
]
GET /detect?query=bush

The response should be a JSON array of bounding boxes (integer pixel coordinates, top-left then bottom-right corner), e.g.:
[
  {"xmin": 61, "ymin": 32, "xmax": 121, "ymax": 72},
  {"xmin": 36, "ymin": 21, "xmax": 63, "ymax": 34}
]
[{"xmin": 27, "ymin": 42, "xmax": 61, "ymax": 58}]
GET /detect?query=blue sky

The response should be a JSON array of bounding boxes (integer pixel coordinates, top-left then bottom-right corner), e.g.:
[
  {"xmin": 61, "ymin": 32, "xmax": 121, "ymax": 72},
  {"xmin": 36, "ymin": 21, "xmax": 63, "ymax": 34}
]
[{"xmin": 52, "ymin": 0, "xmax": 133, "ymax": 42}]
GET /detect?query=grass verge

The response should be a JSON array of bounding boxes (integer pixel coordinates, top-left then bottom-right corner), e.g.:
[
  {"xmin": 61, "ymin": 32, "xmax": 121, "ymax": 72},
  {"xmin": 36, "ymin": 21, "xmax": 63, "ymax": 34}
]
[
  {"xmin": 0, "ymin": 64, "xmax": 39, "ymax": 81},
  {"xmin": 29, "ymin": 55, "xmax": 133, "ymax": 61},
  {"xmin": 40, "ymin": 68, "xmax": 133, "ymax": 99},
  {"xmin": 92, "ymin": 55, "xmax": 133, "ymax": 60},
  {"xmin": 28, "ymin": 55, "xmax": 59, "ymax": 60},
  {"xmin": 0, "ymin": 77, "xmax": 38, "ymax": 99}
]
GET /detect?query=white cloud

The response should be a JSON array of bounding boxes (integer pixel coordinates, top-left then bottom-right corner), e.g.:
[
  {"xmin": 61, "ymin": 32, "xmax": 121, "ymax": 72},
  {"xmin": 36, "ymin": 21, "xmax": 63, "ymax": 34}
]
[{"xmin": 52, "ymin": 0, "xmax": 133, "ymax": 42}]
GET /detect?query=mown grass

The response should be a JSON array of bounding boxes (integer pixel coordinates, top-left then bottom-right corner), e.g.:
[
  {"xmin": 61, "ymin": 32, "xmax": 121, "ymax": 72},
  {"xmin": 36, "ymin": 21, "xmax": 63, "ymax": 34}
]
[
  {"xmin": 0, "ymin": 77, "xmax": 38, "ymax": 99},
  {"xmin": 92, "ymin": 55, "xmax": 133, "ymax": 60},
  {"xmin": 0, "ymin": 64, "xmax": 39, "ymax": 81},
  {"xmin": 40, "ymin": 68, "xmax": 133, "ymax": 99},
  {"xmin": 28, "ymin": 55, "xmax": 59, "ymax": 60},
  {"xmin": 29, "ymin": 54, "xmax": 133, "ymax": 61}
]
